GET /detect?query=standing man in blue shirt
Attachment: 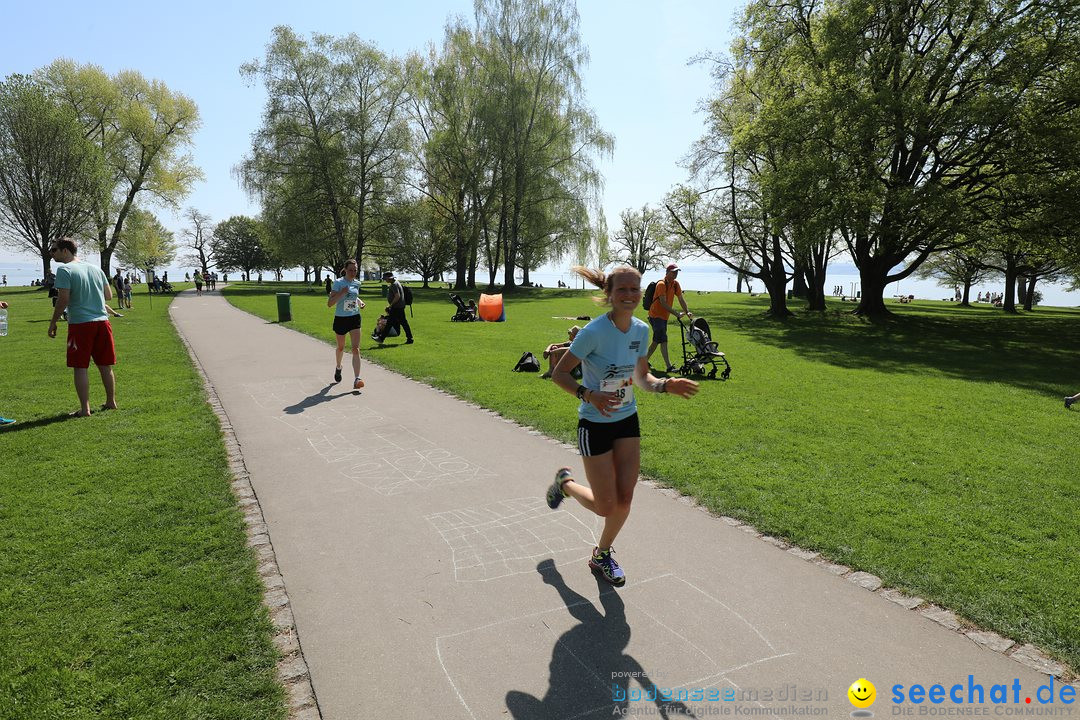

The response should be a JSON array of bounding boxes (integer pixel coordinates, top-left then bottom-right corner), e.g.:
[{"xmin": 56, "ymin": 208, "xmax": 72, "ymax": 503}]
[{"xmin": 47, "ymin": 238, "xmax": 118, "ymax": 417}]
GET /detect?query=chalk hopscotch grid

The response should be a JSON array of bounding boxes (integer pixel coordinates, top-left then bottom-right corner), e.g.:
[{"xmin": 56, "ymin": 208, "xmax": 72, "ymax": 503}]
[
  {"xmin": 244, "ymin": 381, "xmax": 495, "ymax": 496},
  {"xmin": 435, "ymin": 573, "xmax": 792, "ymax": 720},
  {"xmin": 427, "ymin": 498, "xmax": 598, "ymax": 582}
]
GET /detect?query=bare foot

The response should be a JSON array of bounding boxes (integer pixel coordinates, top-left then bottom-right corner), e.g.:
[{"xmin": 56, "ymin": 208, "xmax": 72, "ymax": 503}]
[
  {"xmin": 69, "ymin": 410, "xmax": 92, "ymax": 417},
  {"xmin": 101, "ymin": 403, "xmax": 118, "ymax": 411}
]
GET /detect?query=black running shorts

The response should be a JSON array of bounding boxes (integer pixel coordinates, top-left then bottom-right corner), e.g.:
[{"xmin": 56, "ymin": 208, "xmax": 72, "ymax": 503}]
[
  {"xmin": 333, "ymin": 314, "xmax": 362, "ymax": 335},
  {"xmin": 577, "ymin": 413, "xmax": 641, "ymax": 457}
]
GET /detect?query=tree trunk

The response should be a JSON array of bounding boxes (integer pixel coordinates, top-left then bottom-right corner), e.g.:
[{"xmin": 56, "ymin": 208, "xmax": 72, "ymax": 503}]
[
  {"xmin": 961, "ymin": 279, "xmax": 972, "ymax": 306},
  {"xmin": 804, "ymin": 270, "xmax": 827, "ymax": 312},
  {"xmin": 99, "ymin": 247, "xmax": 114, "ymax": 276},
  {"xmin": 1023, "ymin": 276, "xmax": 1037, "ymax": 312},
  {"xmin": 41, "ymin": 249, "xmax": 52, "ymax": 278},
  {"xmin": 1002, "ymin": 257, "xmax": 1018, "ymax": 313},
  {"xmin": 1015, "ymin": 275, "xmax": 1027, "ymax": 307},
  {"xmin": 792, "ymin": 259, "xmax": 807, "ymax": 298},
  {"xmin": 853, "ymin": 271, "xmax": 891, "ymax": 318},
  {"xmin": 764, "ymin": 277, "xmax": 792, "ymax": 317},
  {"xmin": 735, "ymin": 273, "xmax": 744, "ymax": 293}
]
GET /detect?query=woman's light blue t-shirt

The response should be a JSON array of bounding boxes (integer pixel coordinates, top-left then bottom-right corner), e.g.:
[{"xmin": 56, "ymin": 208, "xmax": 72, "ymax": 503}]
[
  {"xmin": 332, "ymin": 278, "xmax": 362, "ymax": 317},
  {"xmin": 568, "ymin": 313, "xmax": 649, "ymax": 423}
]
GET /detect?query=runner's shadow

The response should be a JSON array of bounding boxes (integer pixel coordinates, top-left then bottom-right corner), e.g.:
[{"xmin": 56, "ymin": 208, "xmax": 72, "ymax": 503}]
[
  {"xmin": 0, "ymin": 413, "xmax": 81, "ymax": 433},
  {"xmin": 283, "ymin": 384, "xmax": 359, "ymax": 414},
  {"xmin": 505, "ymin": 560, "xmax": 694, "ymax": 719}
]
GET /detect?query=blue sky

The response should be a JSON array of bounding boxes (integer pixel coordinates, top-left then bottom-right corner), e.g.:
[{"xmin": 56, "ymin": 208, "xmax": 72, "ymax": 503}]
[{"xmin": 0, "ymin": 0, "xmax": 742, "ymax": 273}]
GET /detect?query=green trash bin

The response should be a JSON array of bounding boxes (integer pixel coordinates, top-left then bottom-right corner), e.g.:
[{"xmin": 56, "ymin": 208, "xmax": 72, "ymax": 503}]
[{"xmin": 276, "ymin": 293, "xmax": 292, "ymax": 322}]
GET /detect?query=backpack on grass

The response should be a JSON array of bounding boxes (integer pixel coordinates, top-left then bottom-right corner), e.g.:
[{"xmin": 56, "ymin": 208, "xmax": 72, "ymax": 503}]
[
  {"xmin": 513, "ymin": 351, "xmax": 541, "ymax": 372},
  {"xmin": 642, "ymin": 281, "xmax": 658, "ymax": 311}
]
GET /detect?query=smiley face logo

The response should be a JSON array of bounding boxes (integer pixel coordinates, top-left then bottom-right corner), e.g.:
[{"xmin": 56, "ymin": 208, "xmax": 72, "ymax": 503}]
[{"xmin": 848, "ymin": 678, "xmax": 876, "ymax": 708}]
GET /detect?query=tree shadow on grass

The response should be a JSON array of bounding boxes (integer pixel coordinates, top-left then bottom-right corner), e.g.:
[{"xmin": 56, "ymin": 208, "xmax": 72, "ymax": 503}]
[{"xmin": 726, "ymin": 309, "xmax": 1080, "ymax": 396}]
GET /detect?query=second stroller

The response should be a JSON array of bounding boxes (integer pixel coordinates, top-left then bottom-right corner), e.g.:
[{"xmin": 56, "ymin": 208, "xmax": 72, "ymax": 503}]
[{"xmin": 449, "ymin": 293, "xmax": 478, "ymax": 322}]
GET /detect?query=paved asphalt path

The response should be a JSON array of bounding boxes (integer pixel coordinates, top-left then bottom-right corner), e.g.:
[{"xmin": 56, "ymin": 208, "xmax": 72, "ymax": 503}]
[{"xmin": 170, "ymin": 290, "xmax": 1060, "ymax": 719}]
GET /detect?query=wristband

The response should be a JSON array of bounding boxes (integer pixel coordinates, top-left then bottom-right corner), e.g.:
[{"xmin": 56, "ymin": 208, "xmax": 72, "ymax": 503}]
[{"xmin": 576, "ymin": 385, "xmax": 588, "ymax": 401}]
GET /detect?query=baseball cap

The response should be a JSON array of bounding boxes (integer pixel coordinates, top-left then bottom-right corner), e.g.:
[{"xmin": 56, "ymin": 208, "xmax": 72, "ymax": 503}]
[{"xmin": 666, "ymin": 263, "xmax": 680, "ymax": 272}]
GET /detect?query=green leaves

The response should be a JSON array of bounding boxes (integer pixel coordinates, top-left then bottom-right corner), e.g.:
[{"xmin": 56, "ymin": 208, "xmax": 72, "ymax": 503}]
[
  {"xmin": 41, "ymin": 60, "xmax": 202, "ymax": 274},
  {"xmin": 0, "ymin": 74, "xmax": 106, "ymax": 273}
]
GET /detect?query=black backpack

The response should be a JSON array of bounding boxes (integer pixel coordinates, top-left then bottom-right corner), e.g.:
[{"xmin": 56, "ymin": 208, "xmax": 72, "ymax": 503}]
[
  {"xmin": 402, "ymin": 285, "xmax": 414, "ymax": 316},
  {"xmin": 642, "ymin": 281, "xmax": 658, "ymax": 311},
  {"xmin": 513, "ymin": 351, "xmax": 541, "ymax": 372}
]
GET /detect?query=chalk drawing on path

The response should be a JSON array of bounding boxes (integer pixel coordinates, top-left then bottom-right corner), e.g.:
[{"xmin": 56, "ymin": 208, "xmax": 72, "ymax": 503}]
[
  {"xmin": 427, "ymin": 498, "xmax": 598, "ymax": 582},
  {"xmin": 338, "ymin": 424, "xmax": 496, "ymax": 496},
  {"xmin": 436, "ymin": 572, "xmax": 792, "ymax": 720}
]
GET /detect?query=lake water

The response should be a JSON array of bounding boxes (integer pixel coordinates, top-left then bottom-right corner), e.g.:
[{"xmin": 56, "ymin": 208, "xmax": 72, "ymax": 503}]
[{"xmin": 4, "ymin": 258, "xmax": 1077, "ymax": 308}]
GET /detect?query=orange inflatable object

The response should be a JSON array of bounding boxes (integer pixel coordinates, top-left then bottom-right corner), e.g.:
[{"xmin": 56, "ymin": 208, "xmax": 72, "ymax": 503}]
[{"xmin": 478, "ymin": 293, "xmax": 505, "ymax": 322}]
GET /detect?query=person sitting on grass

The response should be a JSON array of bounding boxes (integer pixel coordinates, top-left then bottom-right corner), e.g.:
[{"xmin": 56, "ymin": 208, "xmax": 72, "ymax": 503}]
[{"xmin": 541, "ymin": 325, "xmax": 580, "ymax": 379}]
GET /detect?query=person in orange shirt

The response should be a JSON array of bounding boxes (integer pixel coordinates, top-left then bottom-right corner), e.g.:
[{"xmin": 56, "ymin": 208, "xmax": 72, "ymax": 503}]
[{"xmin": 645, "ymin": 263, "xmax": 691, "ymax": 372}]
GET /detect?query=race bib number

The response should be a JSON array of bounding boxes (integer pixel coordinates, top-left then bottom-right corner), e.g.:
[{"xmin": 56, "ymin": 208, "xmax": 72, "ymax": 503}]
[
  {"xmin": 601, "ymin": 375, "xmax": 633, "ymax": 409},
  {"xmin": 344, "ymin": 298, "xmax": 358, "ymax": 312}
]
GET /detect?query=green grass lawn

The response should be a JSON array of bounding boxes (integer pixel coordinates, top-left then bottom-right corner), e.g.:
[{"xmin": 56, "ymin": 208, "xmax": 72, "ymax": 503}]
[
  {"xmin": 0, "ymin": 285, "xmax": 285, "ymax": 720},
  {"xmin": 226, "ymin": 280, "xmax": 1079, "ymax": 672}
]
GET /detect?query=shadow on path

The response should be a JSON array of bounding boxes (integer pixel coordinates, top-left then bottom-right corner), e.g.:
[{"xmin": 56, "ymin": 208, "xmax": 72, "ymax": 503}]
[
  {"xmin": 283, "ymin": 383, "xmax": 359, "ymax": 414},
  {"xmin": 505, "ymin": 560, "xmax": 694, "ymax": 719}
]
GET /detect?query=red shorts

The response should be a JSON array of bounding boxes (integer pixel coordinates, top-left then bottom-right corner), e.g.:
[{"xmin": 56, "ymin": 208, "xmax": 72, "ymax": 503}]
[{"xmin": 67, "ymin": 320, "xmax": 117, "ymax": 368}]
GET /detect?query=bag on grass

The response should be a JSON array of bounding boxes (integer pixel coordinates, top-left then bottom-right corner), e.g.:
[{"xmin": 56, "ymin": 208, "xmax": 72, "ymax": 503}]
[{"xmin": 513, "ymin": 351, "xmax": 541, "ymax": 372}]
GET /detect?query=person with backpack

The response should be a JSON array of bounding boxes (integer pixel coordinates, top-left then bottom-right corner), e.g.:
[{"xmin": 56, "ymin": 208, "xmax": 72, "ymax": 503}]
[
  {"xmin": 645, "ymin": 263, "xmax": 692, "ymax": 373},
  {"xmin": 545, "ymin": 264, "xmax": 698, "ymax": 587},
  {"xmin": 380, "ymin": 271, "xmax": 413, "ymax": 344}
]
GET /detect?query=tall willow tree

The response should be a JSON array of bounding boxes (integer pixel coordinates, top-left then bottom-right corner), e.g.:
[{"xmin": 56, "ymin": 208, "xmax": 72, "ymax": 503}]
[
  {"xmin": 240, "ymin": 26, "xmax": 412, "ymax": 270},
  {"xmin": 473, "ymin": 0, "xmax": 611, "ymax": 289},
  {"xmin": 43, "ymin": 61, "xmax": 201, "ymax": 275},
  {"xmin": 410, "ymin": 22, "xmax": 496, "ymax": 290}
]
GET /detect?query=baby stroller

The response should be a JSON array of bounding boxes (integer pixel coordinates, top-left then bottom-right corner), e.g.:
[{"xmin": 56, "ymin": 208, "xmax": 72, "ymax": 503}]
[
  {"xmin": 449, "ymin": 293, "xmax": 478, "ymax": 322},
  {"xmin": 676, "ymin": 316, "xmax": 731, "ymax": 380}
]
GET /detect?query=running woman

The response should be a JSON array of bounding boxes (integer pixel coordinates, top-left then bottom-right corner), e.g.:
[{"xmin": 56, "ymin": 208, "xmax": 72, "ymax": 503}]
[
  {"xmin": 546, "ymin": 265, "xmax": 698, "ymax": 586},
  {"xmin": 327, "ymin": 259, "xmax": 366, "ymax": 389}
]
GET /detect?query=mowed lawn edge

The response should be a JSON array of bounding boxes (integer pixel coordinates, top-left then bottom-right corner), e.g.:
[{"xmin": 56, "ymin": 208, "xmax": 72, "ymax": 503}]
[
  {"xmin": 224, "ymin": 281, "xmax": 1079, "ymax": 674},
  {"xmin": 0, "ymin": 285, "xmax": 286, "ymax": 720}
]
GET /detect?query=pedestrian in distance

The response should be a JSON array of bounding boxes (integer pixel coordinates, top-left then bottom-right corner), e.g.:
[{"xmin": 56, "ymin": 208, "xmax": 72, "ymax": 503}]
[
  {"xmin": 328, "ymin": 259, "xmax": 366, "ymax": 389},
  {"xmin": 546, "ymin": 264, "xmax": 698, "ymax": 586},
  {"xmin": 47, "ymin": 238, "xmax": 118, "ymax": 417},
  {"xmin": 122, "ymin": 276, "xmax": 132, "ymax": 309},
  {"xmin": 193, "ymin": 269, "xmax": 203, "ymax": 296},
  {"xmin": 380, "ymin": 271, "xmax": 413, "ymax": 344},
  {"xmin": 645, "ymin": 263, "xmax": 692, "ymax": 373}
]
